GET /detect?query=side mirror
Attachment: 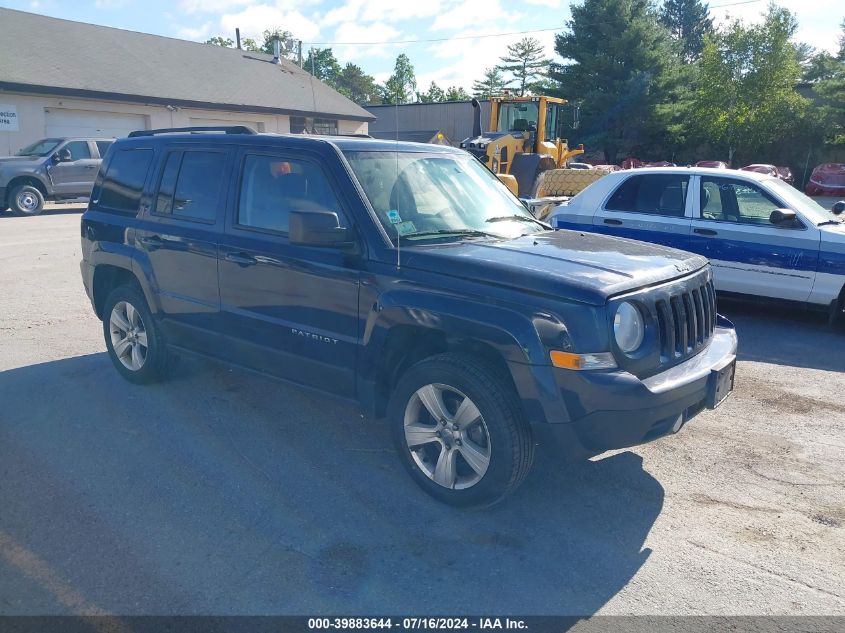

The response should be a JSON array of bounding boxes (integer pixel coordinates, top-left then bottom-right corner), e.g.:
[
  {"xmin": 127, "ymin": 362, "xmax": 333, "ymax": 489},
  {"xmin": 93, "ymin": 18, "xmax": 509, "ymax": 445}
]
[
  {"xmin": 833, "ymin": 201, "xmax": 845, "ymax": 216},
  {"xmin": 53, "ymin": 148, "xmax": 71, "ymax": 163},
  {"xmin": 769, "ymin": 208, "xmax": 798, "ymax": 227},
  {"xmin": 289, "ymin": 211, "xmax": 353, "ymax": 248}
]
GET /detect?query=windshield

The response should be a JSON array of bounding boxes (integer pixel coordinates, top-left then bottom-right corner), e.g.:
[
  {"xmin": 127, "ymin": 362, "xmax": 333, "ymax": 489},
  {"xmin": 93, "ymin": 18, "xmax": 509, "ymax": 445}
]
[
  {"xmin": 342, "ymin": 150, "xmax": 544, "ymax": 241},
  {"xmin": 766, "ymin": 178, "xmax": 843, "ymax": 224},
  {"xmin": 497, "ymin": 102, "xmax": 539, "ymax": 132},
  {"xmin": 15, "ymin": 138, "xmax": 63, "ymax": 157}
]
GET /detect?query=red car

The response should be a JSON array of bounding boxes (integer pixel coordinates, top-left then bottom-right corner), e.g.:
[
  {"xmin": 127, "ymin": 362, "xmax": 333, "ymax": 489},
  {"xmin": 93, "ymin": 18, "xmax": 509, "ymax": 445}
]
[
  {"xmin": 740, "ymin": 164, "xmax": 778, "ymax": 177},
  {"xmin": 805, "ymin": 163, "xmax": 845, "ymax": 197},
  {"xmin": 695, "ymin": 160, "xmax": 727, "ymax": 169}
]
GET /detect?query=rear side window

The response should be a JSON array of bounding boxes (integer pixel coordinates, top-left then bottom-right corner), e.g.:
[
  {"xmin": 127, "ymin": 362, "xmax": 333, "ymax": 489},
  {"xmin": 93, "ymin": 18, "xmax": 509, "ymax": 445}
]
[
  {"xmin": 65, "ymin": 141, "xmax": 92, "ymax": 160},
  {"xmin": 95, "ymin": 140, "xmax": 113, "ymax": 157},
  {"xmin": 153, "ymin": 150, "xmax": 227, "ymax": 222},
  {"xmin": 236, "ymin": 154, "xmax": 343, "ymax": 234},
  {"xmin": 99, "ymin": 148, "xmax": 153, "ymax": 213},
  {"xmin": 606, "ymin": 174, "xmax": 689, "ymax": 217}
]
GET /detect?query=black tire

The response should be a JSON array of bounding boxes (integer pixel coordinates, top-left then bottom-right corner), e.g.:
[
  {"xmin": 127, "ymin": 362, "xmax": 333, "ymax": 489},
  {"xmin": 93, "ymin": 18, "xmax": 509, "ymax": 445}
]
[
  {"xmin": 388, "ymin": 353, "xmax": 534, "ymax": 507},
  {"xmin": 9, "ymin": 184, "xmax": 45, "ymax": 216},
  {"xmin": 102, "ymin": 284, "xmax": 169, "ymax": 384},
  {"xmin": 830, "ymin": 287, "xmax": 845, "ymax": 332}
]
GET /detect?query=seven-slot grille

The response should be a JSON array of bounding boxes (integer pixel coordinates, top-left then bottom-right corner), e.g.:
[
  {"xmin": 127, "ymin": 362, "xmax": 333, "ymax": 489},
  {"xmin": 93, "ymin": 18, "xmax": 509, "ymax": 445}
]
[{"xmin": 654, "ymin": 278, "xmax": 717, "ymax": 364}]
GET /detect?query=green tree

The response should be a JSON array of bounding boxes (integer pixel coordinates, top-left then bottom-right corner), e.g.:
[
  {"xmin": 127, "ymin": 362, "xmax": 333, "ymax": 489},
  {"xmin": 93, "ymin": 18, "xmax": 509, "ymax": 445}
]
[
  {"xmin": 241, "ymin": 37, "xmax": 261, "ymax": 52},
  {"xmin": 304, "ymin": 47, "xmax": 341, "ymax": 85},
  {"xmin": 839, "ymin": 17, "xmax": 845, "ymax": 60},
  {"xmin": 381, "ymin": 54, "xmax": 417, "ymax": 104},
  {"xmin": 472, "ymin": 67, "xmax": 508, "ymax": 98},
  {"xmin": 498, "ymin": 37, "xmax": 549, "ymax": 96},
  {"xmin": 335, "ymin": 63, "xmax": 381, "ymax": 104},
  {"xmin": 256, "ymin": 28, "xmax": 299, "ymax": 59},
  {"xmin": 550, "ymin": 0, "xmax": 680, "ymax": 162},
  {"xmin": 659, "ymin": 0, "xmax": 713, "ymax": 62},
  {"xmin": 205, "ymin": 36, "xmax": 234, "ymax": 47},
  {"xmin": 691, "ymin": 4, "xmax": 810, "ymax": 164},
  {"xmin": 444, "ymin": 86, "xmax": 471, "ymax": 101},
  {"xmin": 417, "ymin": 82, "xmax": 447, "ymax": 103}
]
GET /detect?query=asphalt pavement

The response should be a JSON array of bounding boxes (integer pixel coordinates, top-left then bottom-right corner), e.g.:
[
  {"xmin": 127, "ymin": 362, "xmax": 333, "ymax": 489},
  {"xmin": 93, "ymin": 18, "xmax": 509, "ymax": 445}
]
[{"xmin": 0, "ymin": 209, "xmax": 843, "ymax": 615}]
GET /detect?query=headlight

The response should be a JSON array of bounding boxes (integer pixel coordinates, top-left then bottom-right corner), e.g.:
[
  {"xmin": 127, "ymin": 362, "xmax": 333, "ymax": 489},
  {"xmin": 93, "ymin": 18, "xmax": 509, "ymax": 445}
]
[{"xmin": 614, "ymin": 301, "xmax": 644, "ymax": 353}]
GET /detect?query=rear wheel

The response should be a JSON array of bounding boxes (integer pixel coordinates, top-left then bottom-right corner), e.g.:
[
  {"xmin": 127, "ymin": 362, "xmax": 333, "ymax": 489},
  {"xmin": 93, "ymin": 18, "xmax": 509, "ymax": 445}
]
[
  {"xmin": 830, "ymin": 287, "xmax": 845, "ymax": 331},
  {"xmin": 103, "ymin": 285, "xmax": 168, "ymax": 383},
  {"xmin": 389, "ymin": 353, "xmax": 534, "ymax": 507},
  {"xmin": 9, "ymin": 184, "xmax": 45, "ymax": 216}
]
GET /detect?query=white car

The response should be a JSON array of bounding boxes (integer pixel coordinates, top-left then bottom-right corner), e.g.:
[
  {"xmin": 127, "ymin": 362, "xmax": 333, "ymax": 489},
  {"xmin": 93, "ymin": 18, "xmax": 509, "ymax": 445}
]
[{"xmin": 547, "ymin": 167, "xmax": 845, "ymax": 325}]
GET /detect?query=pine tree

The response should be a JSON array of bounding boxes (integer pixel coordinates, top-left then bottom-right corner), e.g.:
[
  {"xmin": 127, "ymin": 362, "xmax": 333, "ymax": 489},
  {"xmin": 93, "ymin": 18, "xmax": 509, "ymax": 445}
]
[
  {"xmin": 472, "ymin": 68, "xmax": 508, "ymax": 98},
  {"xmin": 551, "ymin": 0, "xmax": 680, "ymax": 162},
  {"xmin": 335, "ymin": 63, "xmax": 380, "ymax": 104},
  {"xmin": 659, "ymin": 0, "xmax": 713, "ymax": 62},
  {"xmin": 444, "ymin": 86, "xmax": 471, "ymax": 101},
  {"xmin": 498, "ymin": 37, "xmax": 549, "ymax": 96},
  {"xmin": 417, "ymin": 82, "xmax": 446, "ymax": 103}
]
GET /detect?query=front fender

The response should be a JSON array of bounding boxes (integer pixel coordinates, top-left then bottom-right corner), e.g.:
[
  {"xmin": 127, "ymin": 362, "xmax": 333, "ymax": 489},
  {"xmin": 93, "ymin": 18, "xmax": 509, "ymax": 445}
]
[{"xmin": 359, "ymin": 287, "xmax": 571, "ymax": 425}]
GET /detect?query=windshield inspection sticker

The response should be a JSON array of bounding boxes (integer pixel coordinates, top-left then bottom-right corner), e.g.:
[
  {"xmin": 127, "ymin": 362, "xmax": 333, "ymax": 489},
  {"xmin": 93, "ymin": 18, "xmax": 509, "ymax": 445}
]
[
  {"xmin": 396, "ymin": 221, "xmax": 416, "ymax": 236},
  {"xmin": 387, "ymin": 210, "xmax": 402, "ymax": 224}
]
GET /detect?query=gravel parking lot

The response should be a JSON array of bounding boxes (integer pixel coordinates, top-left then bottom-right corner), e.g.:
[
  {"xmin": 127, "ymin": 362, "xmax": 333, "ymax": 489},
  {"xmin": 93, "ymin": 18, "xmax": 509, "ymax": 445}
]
[{"xmin": 0, "ymin": 208, "xmax": 843, "ymax": 616}]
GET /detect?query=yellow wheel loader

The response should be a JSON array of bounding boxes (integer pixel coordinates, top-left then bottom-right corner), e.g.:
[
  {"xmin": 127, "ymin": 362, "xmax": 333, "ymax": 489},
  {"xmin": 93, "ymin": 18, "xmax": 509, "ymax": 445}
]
[{"xmin": 460, "ymin": 95, "xmax": 605, "ymax": 199}]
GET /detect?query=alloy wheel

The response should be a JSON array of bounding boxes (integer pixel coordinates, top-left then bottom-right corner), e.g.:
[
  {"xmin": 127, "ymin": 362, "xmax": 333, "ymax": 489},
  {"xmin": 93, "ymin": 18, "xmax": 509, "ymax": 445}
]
[
  {"xmin": 403, "ymin": 383, "xmax": 491, "ymax": 490},
  {"xmin": 109, "ymin": 301, "xmax": 148, "ymax": 371}
]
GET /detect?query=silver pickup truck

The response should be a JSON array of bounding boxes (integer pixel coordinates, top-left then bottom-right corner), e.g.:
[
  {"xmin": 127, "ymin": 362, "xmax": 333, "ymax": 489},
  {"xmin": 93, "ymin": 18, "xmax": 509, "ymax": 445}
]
[{"xmin": 0, "ymin": 137, "xmax": 113, "ymax": 216}]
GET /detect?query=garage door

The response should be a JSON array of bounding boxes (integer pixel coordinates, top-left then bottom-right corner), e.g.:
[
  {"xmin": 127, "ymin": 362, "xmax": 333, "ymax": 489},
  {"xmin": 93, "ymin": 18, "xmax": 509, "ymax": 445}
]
[
  {"xmin": 44, "ymin": 108, "xmax": 148, "ymax": 138},
  {"xmin": 189, "ymin": 117, "xmax": 263, "ymax": 132}
]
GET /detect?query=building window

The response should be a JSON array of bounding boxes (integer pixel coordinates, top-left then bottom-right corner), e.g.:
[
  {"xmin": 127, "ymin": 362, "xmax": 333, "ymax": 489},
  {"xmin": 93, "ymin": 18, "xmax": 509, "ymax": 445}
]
[{"xmin": 289, "ymin": 116, "xmax": 339, "ymax": 136}]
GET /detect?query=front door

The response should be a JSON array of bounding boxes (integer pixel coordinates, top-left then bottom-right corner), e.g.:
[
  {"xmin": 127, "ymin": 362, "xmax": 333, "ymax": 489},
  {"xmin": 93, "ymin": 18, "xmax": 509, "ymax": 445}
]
[
  {"xmin": 49, "ymin": 140, "xmax": 99, "ymax": 196},
  {"xmin": 217, "ymin": 149, "xmax": 361, "ymax": 397},
  {"xmin": 592, "ymin": 173, "xmax": 693, "ymax": 250},
  {"xmin": 689, "ymin": 175, "xmax": 820, "ymax": 301},
  {"xmin": 135, "ymin": 146, "xmax": 231, "ymax": 349}
]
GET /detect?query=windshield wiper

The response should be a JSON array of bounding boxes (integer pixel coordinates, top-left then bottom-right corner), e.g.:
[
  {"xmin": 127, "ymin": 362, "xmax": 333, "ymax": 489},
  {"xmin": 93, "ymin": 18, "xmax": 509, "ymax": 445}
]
[
  {"xmin": 486, "ymin": 214, "xmax": 550, "ymax": 229},
  {"xmin": 403, "ymin": 228, "xmax": 500, "ymax": 240},
  {"xmin": 818, "ymin": 220, "xmax": 844, "ymax": 226}
]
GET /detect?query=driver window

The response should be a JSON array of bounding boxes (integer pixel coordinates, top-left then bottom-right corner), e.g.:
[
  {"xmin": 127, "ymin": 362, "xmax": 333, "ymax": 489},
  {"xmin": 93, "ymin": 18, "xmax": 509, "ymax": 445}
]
[
  {"xmin": 64, "ymin": 141, "xmax": 92, "ymax": 161},
  {"xmin": 544, "ymin": 105, "xmax": 558, "ymax": 142},
  {"xmin": 237, "ymin": 154, "xmax": 344, "ymax": 234},
  {"xmin": 701, "ymin": 177, "xmax": 782, "ymax": 225}
]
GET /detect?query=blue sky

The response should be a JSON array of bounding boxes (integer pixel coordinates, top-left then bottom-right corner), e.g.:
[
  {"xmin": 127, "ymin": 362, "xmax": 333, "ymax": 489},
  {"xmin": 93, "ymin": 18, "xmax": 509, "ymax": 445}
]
[{"xmin": 3, "ymin": 0, "xmax": 842, "ymax": 91}]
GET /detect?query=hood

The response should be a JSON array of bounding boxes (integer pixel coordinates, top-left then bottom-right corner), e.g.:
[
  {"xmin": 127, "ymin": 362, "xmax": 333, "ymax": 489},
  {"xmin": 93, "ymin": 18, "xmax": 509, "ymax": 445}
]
[
  {"xmin": 0, "ymin": 156, "xmax": 44, "ymax": 167},
  {"xmin": 402, "ymin": 229, "xmax": 709, "ymax": 305}
]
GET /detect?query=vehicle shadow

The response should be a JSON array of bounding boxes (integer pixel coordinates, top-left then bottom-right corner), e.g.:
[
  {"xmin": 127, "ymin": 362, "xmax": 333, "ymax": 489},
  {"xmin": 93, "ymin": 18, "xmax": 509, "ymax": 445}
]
[
  {"xmin": 0, "ymin": 352, "xmax": 662, "ymax": 616},
  {"xmin": 718, "ymin": 298, "xmax": 845, "ymax": 373}
]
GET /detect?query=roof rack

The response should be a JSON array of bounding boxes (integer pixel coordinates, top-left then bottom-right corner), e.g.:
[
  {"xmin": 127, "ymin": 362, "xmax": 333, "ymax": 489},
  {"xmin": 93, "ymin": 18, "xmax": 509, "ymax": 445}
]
[{"xmin": 128, "ymin": 126, "xmax": 258, "ymax": 137}]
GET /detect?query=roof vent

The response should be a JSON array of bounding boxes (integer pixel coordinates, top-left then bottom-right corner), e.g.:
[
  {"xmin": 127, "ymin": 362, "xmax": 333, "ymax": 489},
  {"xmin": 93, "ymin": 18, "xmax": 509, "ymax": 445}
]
[{"xmin": 273, "ymin": 39, "xmax": 281, "ymax": 64}]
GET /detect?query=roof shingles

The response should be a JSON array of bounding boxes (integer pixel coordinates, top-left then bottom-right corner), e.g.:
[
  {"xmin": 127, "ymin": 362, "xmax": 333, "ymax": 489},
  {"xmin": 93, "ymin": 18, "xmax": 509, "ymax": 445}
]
[{"xmin": 0, "ymin": 8, "xmax": 373, "ymax": 121}]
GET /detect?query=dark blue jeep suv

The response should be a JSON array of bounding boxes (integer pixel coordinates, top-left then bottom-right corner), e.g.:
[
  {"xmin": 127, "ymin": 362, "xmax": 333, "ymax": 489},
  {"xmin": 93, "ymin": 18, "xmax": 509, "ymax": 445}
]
[{"xmin": 80, "ymin": 127, "xmax": 737, "ymax": 506}]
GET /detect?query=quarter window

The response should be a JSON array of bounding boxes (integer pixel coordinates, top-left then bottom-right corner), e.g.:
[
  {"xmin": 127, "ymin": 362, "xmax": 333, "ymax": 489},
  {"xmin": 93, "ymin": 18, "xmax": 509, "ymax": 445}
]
[
  {"xmin": 99, "ymin": 148, "xmax": 153, "ymax": 213},
  {"xmin": 700, "ymin": 177, "xmax": 784, "ymax": 225},
  {"xmin": 236, "ymin": 155, "xmax": 343, "ymax": 234},
  {"xmin": 95, "ymin": 140, "xmax": 113, "ymax": 157},
  {"xmin": 153, "ymin": 151, "xmax": 227, "ymax": 222},
  {"xmin": 606, "ymin": 174, "xmax": 689, "ymax": 217}
]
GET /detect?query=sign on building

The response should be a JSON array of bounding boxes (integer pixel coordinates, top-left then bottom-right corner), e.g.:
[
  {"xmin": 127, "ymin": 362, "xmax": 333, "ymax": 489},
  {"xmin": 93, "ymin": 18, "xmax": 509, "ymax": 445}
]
[{"xmin": 0, "ymin": 105, "xmax": 19, "ymax": 131}]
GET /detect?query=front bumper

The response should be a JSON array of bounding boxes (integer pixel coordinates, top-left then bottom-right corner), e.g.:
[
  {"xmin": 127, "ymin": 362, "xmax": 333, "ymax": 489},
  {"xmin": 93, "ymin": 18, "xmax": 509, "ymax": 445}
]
[{"xmin": 531, "ymin": 322, "xmax": 738, "ymax": 460}]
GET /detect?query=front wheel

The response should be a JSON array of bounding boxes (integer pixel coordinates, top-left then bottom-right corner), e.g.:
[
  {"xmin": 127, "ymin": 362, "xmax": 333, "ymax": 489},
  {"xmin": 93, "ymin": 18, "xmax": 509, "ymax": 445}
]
[
  {"xmin": 9, "ymin": 184, "xmax": 45, "ymax": 216},
  {"xmin": 103, "ymin": 284, "xmax": 168, "ymax": 384},
  {"xmin": 389, "ymin": 353, "xmax": 534, "ymax": 507}
]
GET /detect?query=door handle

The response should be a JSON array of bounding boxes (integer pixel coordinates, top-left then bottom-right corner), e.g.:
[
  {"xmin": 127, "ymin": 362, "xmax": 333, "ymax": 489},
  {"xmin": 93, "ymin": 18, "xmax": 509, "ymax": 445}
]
[
  {"xmin": 604, "ymin": 218, "xmax": 623, "ymax": 226},
  {"xmin": 694, "ymin": 228, "xmax": 718, "ymax": 236},
  {"xmin": 138, "ymin": 235, "xmax": 164, "ymax": 250},
  {"xmin": 84, "ymin": 165, "xmax": 97, "ymax": 169},
  {"xmin": 225, "ymin": 252, "xmax": 258, "ymax": 267}
]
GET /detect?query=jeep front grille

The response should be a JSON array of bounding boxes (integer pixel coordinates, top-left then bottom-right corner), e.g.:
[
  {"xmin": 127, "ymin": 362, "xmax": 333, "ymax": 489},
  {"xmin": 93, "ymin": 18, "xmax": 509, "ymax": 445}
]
[{"xmin": 654, "ymin": 278, "xmax": 716, "ymax": 364}]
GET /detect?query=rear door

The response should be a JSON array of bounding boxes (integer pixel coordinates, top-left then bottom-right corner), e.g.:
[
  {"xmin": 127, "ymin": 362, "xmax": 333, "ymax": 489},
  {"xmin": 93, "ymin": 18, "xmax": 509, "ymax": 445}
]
[
  {"xmin": 135, "ymin": 146, "xmax": 232, "ymax": 349},
  {"xmin": 592, "ymin": 173, "xmax": 693, "ymax": 250},
  {"xmin": 689, "ymin": 175, "xmax": 820, "ymax": 301},
  {"xmin": 217, "ymin": 147, "xmax": 361, "ymax": 397},
  {"xmin": 50, "ymin": 140, "xmax": 100, "ymax": 196}
]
